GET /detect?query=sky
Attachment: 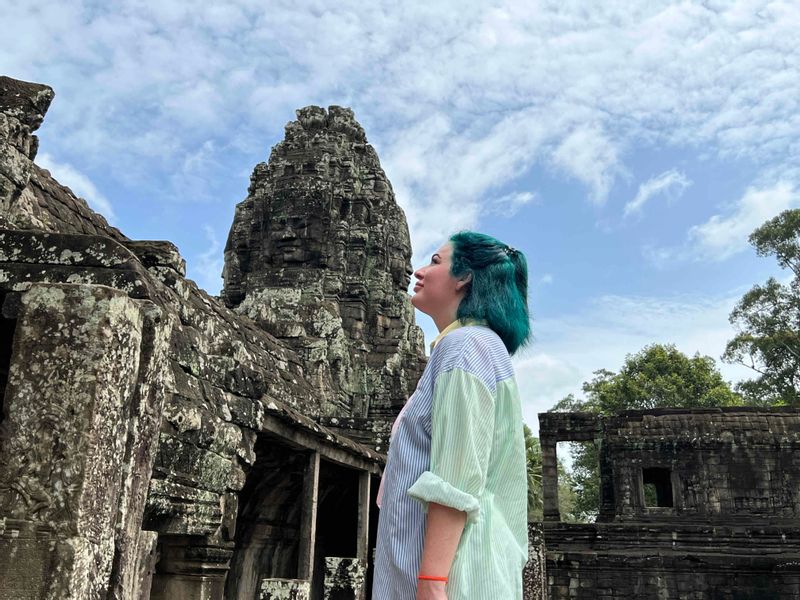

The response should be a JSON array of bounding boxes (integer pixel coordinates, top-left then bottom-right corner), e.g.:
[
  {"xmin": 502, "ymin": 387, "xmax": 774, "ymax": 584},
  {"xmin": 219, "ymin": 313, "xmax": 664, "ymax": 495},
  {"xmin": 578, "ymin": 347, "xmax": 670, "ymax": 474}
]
[{"xmin": 2, "ymin": 0, "xmax": 798, "ymax": 435}]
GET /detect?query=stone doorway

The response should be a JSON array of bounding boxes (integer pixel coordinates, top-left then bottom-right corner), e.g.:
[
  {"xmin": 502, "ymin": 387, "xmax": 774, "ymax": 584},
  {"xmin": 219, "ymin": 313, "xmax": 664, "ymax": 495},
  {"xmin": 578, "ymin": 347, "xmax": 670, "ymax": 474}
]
[{"xmin": 225, "ymin": 435, "xmax": 308, "ymax": 600}]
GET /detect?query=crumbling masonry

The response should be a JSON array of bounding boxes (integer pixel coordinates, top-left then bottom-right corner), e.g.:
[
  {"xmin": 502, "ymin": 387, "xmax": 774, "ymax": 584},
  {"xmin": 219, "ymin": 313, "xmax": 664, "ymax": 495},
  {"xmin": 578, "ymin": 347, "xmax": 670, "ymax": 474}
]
[
  {"xmin": 0, "ymin": 75, "xmax": 431, "ymax": 600},
  {"xmin": 540, "ymin": 408, "xmax": 800, "ymax": 599}
]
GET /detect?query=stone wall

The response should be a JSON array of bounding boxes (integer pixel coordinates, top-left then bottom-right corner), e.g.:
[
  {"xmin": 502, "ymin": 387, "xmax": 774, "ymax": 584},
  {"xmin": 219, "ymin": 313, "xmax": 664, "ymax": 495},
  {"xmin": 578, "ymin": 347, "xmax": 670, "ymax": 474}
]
[
  {"xmin": 523, "ymin": 523, "xmax": 547, "ymax": 600},
  {"xmin": 540, "ymin": 408, "xmax": 800, "ymax": 599},
  {"xmin": 603, "ymin": 408, "xmax": 800, "ymax": 521},
  {"xmin": 545, "ymin": 522, "xmax": 800, "ymax": 599},
  {"xmin": 0, "ymin": 76, "xmax": 413, "ymax": 600}
]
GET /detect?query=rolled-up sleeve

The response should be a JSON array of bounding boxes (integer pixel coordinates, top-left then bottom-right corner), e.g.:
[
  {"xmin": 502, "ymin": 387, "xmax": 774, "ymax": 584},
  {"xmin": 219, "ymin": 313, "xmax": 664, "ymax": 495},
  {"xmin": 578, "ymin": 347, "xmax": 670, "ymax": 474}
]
[{"xmin": 407, "ymin": 367, "xmax": 495, "ymax": 524}]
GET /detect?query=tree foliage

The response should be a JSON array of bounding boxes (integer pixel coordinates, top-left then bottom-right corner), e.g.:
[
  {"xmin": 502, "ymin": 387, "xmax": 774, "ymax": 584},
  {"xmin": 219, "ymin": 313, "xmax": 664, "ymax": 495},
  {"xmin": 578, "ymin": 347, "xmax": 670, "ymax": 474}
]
[
  {"xmin": 554, "ymin": 343, "xmax": 742, "ymax": 415},
  {"xmin": 523, "ymin": 424, "xmax": 577, "ymax": 522},
  {"xmin": 551, "ymin": 343, "xmax": 741, "ymax": 520},
  {"xmin": 523, "ymin": 424, "xmax": 543, "ymax": 520},
  {"xmin": 749, "ymin": 208, "xmax": 800, "ymax": 277},
  {"xmin": 723, "ymin": 209, "xmax": 800, "ymax": 406}
]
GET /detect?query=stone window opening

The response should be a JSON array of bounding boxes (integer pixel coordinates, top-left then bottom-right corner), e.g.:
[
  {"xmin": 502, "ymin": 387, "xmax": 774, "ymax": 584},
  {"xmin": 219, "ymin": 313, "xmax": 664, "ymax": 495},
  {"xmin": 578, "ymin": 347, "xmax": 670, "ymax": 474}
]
[{"xmin": 642, "ymin": 467, "xmax": 674, "ymax": 508}]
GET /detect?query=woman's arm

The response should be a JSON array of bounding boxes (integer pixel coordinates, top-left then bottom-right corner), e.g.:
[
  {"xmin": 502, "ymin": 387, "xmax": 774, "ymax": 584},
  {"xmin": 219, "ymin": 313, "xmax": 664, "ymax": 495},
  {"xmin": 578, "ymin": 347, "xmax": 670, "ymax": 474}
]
[{"xmin": 416, "ymin": 502, "xmax": 467, "ymax": 600}]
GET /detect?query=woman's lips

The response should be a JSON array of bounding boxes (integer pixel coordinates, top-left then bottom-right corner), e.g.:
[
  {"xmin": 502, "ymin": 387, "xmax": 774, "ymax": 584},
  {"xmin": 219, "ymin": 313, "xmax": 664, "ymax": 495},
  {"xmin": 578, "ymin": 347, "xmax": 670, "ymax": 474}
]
[{"xmin": 413, "ymin": 284, "xmax": 423, "ymax": 292}]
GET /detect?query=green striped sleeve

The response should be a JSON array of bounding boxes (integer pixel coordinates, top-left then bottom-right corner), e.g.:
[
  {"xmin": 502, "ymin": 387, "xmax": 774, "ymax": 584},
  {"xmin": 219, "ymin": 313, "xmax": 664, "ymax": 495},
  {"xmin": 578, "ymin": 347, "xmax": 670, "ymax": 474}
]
[{"xmin": 407, "ymin": 368, "xmax": 495, "ymax": 524}]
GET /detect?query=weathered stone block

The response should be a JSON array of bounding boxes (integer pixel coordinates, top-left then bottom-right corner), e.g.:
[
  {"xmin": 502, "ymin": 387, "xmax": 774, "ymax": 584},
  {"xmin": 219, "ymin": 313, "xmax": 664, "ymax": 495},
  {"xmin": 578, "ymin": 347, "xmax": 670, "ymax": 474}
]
[
  {"xmin": 259, "ymin": 578, "xmax": 311, "ymax": 600},
  {"xmin": 144, "ymin": 479, "xmax": 223, "ymax": 535},
  {"xmin": 0, "ymin": 283, "xmax": 146, "ymax": 599},
  {"xmin": 323, "ymin": 557, "xmax": 366, "ymax": 599},
  {"xmin": 107, "ymin": 305, "xmax": 175, "ymax": 600},
  {"xmin": 154, "ymin": 434, "xmax": 235, "ymax": 494}
]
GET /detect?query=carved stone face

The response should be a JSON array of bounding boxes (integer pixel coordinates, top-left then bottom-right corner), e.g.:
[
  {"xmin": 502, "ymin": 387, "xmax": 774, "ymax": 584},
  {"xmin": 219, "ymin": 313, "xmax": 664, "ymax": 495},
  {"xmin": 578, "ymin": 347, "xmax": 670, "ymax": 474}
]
[{"xmin": 223, "ymin": 105, "xmax": 426, "ymax": 421}]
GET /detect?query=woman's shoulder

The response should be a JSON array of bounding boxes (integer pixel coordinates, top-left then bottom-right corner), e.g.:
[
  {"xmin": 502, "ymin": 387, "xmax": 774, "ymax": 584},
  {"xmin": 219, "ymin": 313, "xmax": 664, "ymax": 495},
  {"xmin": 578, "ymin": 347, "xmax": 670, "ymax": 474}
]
[
  {"xmin": 431, "ymin": 325, "xmax": 513, "ymax": 387},
  {"xmin": 439, "ymin": 324, "xmax": 504, "ymax": 353}
]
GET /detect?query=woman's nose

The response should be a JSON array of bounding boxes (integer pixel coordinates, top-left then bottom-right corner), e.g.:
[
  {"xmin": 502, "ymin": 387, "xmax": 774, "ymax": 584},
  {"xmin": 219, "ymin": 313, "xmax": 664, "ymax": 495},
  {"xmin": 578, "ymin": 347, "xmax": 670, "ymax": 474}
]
[{"xmin": 413, "ymin": 266, "xmax": 424, "ymax": 280}]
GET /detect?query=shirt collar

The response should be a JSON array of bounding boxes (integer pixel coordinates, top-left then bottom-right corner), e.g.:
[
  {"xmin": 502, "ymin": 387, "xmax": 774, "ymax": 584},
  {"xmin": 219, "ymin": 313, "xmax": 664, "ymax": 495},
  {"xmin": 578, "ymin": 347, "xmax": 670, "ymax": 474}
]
[{"xmin": 430, "ymin": 318, "xmax": 485, "ymax": 353}]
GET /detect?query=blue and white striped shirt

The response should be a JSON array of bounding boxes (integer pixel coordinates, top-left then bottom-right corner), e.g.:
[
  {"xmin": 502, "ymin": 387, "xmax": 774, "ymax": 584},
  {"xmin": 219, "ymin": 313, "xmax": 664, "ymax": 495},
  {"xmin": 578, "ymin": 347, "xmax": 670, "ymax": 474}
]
[{"xmin": 373, "ymin": 322, "xmax": 528, "ymax": 599}]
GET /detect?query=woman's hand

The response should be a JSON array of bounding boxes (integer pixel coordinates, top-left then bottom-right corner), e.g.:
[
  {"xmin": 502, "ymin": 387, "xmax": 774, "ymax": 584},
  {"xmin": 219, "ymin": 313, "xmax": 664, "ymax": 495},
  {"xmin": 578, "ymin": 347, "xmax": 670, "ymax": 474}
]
[{"xmin": 416, "ymin": 579, "xmax": 448, "ymax": 600}]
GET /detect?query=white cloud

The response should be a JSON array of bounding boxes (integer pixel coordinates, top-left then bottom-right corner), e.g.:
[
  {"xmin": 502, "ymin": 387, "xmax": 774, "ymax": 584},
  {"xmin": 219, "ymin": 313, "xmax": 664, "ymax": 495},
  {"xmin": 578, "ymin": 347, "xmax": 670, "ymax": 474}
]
[
  {"xmin": 551, "ymin": 125, "xmax": 621, "ymax": 205},
  {"xmin": 487, "ymin": 191, "xmax": 537, "ymax": 216},
  {"xmin": 688, "ymin": 181, "xmax": 800, "ymax": 261},
  {"xmin": 643, "ymin": 180, "xmax": 800, "ymax": 267},
  {"xmin": 36, "ymin": 152, "xmax": 115, "ymax": 221},
  {"xmin": 624, "ymin": 169, "xmax": 692, "ymax": 217},
  {"xmin": 2, "ymin": 0, "xmax": 798, "ymax": 275},
  {"xmin": 539, "ymin": 273, "xmax": 554, "ymax": 285},
  {"xmin": 190, "ymin": 225, "xmax": 224, "ymax": 295},
  {"xmin": 516, "ymin": 291, "xmax": 753, "ymax": 435}
]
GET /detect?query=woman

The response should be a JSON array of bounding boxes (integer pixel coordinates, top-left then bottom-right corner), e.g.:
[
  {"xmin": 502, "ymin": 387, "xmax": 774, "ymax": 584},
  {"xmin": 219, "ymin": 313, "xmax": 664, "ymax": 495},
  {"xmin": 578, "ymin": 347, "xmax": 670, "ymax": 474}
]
[{"xmin": 373, "ymin": 231, "xmax": 530, "ymax": 600}]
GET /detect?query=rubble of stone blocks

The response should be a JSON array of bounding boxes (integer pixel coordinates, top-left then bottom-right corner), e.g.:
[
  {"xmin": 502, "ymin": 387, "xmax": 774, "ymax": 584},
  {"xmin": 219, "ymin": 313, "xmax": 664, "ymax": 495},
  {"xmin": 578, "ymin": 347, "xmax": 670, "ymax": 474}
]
[
  {"xmin": 522, "ymin": 523, "xmax": 547, "ymax": 600},
  {"xmin": 323, "ymin": 557, "xmax": 366, "ymax": 599},
  {"xmin": 259, "ymin": 578, "xmax": 311, "ymax": 600}
]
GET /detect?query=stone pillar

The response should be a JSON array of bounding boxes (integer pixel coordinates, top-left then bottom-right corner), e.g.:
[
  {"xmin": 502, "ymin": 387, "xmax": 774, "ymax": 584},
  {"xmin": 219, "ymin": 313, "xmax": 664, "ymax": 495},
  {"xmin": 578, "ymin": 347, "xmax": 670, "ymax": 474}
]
[
  {"xmin": 356, "ymin": 471, "xmax": 371, "ymax": 600},
  {"xmin": 298, "ymin": 451, "xmax": 321, "ymax": 580},
  {"xmin": 107, "ymin": 305, "xmax": 175, "ymax": 600},
  {"xmin": 541, "ymin": 436, "xmax": 560, "ymax": 522},
  {"xmin": 148, "ymin": 535, "xmax": 233, "ymax": 600},
  {"xmin": 597, "ymin": 438, "xmax": 616, "ymax": 522},
  {"xmin": 0, "ymin": 283, "xmax": 146, "ymax": 599}
]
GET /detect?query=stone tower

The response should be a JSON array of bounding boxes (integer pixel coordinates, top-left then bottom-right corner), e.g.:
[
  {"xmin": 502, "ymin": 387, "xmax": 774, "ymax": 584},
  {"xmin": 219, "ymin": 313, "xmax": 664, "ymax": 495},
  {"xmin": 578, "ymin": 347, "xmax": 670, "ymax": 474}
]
[{"xmin": 222, "ymin": 106, "xmax": 425, "ymax": 449}]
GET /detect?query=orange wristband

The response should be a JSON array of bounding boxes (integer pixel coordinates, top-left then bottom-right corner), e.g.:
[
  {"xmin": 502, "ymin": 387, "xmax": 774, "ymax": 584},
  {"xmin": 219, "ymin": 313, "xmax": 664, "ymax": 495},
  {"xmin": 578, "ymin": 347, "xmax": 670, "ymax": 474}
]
[{"xmin": 418, "ymin": 575, "xmax": 448, "ymax": 582}]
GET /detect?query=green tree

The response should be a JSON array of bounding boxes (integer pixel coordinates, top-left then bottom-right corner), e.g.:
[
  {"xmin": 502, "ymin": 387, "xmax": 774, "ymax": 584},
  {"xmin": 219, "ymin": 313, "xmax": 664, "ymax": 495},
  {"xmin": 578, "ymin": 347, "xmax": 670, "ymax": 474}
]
[
  {"xmin": 551, "ymin": 343, "xmax": 742, "ymax": 520},
  {"xmin": 723, "ymin": 209, "xmax": 800, "ymax": 406},
  {"xmin": 523, "ymin": 424, "xmax": 543, "ymax": 520},
  {"xmin": 523, "ymin": 424, "xmax": 577, "ymax": 522}
]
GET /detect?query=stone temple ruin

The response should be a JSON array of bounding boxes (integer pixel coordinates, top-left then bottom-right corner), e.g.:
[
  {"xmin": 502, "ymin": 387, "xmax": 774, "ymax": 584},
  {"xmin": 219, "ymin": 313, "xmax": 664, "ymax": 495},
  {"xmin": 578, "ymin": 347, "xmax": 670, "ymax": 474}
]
[
  {"xmin": 540, "ymin": 408, "xmax": 800, "ymax": 599},
  {"xmin": 0, "ymin": 75, "xmax": 427, "ymax": 600},
  {"xmin": 1, "ymin": 74, "xmax": 799, "ymax": 600}
]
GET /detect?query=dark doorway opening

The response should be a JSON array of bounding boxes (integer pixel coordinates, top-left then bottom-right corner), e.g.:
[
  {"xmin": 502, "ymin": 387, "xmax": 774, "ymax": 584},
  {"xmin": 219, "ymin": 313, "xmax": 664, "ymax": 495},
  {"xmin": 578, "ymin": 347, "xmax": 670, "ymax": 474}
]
[
  {"xmin": 225, "ymin": 435, "xmax": 308, "ymax": 600},
  {"xmin": 0, "ymin": 292, "xmax": 18, "ymax": 437},
  {"xmin": 312, "ymin": 460, "xmax": 359, "ymax": 600},
  {"xmin": 643, "ymin": 467, "xmax": 673, "ymax": 508}
]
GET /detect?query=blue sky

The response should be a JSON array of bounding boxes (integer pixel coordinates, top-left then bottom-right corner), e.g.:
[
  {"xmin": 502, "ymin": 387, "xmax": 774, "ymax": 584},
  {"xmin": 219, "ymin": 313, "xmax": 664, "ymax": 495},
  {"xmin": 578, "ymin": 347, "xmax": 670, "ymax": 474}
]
[{"xmin": 2, "ymin": 0, "xmax": 798, "ymax": 433}]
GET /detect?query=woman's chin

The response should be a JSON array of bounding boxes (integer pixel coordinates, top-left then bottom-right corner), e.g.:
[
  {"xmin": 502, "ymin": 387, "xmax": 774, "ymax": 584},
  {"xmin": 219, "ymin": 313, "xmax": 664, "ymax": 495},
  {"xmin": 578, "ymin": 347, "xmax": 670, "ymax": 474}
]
[{"xmin": 410, "ymin": 293, "xmax": 426, "ymax": 313}]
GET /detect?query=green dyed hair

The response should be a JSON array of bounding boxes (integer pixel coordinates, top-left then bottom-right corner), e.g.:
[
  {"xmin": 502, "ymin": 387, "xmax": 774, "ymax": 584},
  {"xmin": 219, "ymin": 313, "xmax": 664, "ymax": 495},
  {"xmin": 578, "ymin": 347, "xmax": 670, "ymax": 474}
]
[{"xmin": 449, "ymin": 231, "xmax": 531, "ymax": 355}]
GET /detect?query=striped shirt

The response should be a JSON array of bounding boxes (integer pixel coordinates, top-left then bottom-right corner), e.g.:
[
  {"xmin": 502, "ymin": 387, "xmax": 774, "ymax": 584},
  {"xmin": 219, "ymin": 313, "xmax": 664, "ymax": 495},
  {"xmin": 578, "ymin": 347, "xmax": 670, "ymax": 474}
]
[{"xmin": 372, "ymin": 322, "xmax": 528, "ymax": 599}]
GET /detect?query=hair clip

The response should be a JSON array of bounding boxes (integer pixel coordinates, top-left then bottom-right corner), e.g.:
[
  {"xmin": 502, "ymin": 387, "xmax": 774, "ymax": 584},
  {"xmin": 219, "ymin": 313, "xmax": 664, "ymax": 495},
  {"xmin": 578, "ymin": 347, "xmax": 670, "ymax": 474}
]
[{"xmin": 504, "ymin": 246, "xmax": 517, "ymax": 257}]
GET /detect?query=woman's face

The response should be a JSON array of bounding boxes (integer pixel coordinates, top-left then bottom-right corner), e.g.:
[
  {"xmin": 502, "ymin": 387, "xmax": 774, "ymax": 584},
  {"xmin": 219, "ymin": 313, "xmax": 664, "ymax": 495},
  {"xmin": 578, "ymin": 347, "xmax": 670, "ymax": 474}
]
[{"xmin": 411, "ymin": 242, "xmax": 466, "ymax": 320}]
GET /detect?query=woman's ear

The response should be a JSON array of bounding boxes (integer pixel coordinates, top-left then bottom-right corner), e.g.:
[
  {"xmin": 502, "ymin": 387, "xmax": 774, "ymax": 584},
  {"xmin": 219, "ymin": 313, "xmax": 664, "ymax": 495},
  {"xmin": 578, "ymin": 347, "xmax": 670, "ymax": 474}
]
[{"xmin": 455, "ymin": 272, "xmax": 472, "ymax": 291}]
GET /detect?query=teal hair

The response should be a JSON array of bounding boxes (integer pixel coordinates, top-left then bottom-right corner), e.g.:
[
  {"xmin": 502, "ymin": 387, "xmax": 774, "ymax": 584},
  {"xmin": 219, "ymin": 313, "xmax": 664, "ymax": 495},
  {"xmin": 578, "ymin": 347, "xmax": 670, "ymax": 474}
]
[{"xmin": 449, "ymin": 231, "xmax": 531, "ymax": 355}]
